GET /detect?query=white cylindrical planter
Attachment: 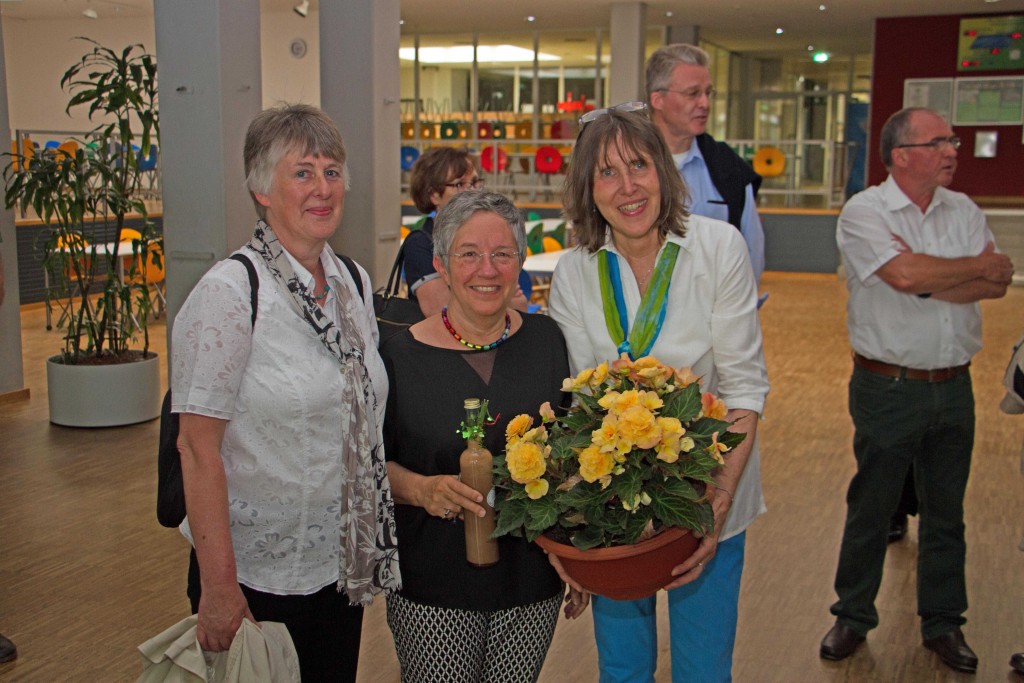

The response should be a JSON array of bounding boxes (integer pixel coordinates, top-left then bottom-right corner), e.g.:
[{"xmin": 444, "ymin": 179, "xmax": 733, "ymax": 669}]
[{"xmin": 46, "ymin": 353, "xmax": 162, "ymax": 427}]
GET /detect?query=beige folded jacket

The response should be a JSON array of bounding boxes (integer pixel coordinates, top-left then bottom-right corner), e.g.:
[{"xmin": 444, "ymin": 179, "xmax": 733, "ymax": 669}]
[{"xmin": 136, "ymin": 615, "xmax": 300, "ymax": 683}]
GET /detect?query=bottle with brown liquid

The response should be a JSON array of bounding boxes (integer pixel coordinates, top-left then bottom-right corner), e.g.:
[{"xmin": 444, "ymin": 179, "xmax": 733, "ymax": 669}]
[{"xmin": 460, "ymin": 398, "xmax": 499, "ymax": 567}]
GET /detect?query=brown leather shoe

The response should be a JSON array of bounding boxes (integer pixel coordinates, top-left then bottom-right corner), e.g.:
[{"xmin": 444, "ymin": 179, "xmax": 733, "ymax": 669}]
[
  {"xmin": 924, "ymin": 628, "xmax": 977, "ymax": 674},
  {"xmin": 1008, "ymin": 651, "xmax": 1024, "ymax": 675},
  {"xmin": 820, "ymin": 622, "xmax": 865, "ymax": 661}
]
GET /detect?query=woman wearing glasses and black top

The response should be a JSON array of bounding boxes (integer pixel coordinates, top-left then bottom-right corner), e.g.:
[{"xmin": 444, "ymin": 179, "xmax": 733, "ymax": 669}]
[
  {"xmin": 405, "ymin": 147, "xmax": 531, "ymax": 316},
  {"xmin": 548, "ymin": 104, "xmax": 769, "ymax": 682},
  {"xmin": 382, "ymin": 190, "xmax": 588, "ymax": 682}
]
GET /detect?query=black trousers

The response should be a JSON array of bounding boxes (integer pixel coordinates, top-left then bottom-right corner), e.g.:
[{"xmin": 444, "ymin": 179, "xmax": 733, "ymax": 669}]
[{"xmin": 188, "ymin": 549, "xmax": 363, "ymax": 683}]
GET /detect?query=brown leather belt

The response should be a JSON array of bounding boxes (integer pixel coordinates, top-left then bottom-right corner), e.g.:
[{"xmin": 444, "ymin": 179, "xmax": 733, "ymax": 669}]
[{"xmin": 853, "ymin": 353, "xmax": 969, "ymax": 382}]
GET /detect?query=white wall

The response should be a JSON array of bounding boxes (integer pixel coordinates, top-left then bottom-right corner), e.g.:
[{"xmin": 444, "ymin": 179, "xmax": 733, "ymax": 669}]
[
  {"xmin": 260, "ymin": 10, "xmax": 320, "ymax": 108},
  {"xmin": 0, "ymin": 11, "xmax": 322, "ymax": 137}
]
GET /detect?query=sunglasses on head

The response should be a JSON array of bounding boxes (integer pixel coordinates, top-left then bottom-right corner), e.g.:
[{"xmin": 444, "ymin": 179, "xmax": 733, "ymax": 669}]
[{"xmin": 578, "ymin": 101, "xmax": 648, "ymax": 129}]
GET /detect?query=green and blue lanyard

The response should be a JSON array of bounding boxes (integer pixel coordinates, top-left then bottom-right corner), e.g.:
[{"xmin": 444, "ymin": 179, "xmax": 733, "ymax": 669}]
[{"xmin": 597, "ymin": 241, "xmax": 680, "ymax": 360}]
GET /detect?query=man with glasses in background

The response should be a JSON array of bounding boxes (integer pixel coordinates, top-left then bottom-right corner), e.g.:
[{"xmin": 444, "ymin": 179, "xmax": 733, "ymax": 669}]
[
  {"xmin": 820, "ymin": 107, "xmax": 1013, "ymax": 673},
  {"xmin": 646, "ymin": 43, "xmax": 765, "ymax": 285}
]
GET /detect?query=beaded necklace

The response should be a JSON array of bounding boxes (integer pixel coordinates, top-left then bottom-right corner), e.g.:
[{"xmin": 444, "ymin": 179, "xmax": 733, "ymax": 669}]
[
  {"xmin": 312, "ymin": 283, "xmax": 330, "ymax": 301},
  {"xmin": 442, "ymin": 306, "xmax": 512, "ymax": 351}
]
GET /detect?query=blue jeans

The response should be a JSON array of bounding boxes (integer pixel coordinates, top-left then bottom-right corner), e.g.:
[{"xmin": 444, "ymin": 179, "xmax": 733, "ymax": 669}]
[{"xmin": 592, "ymin": 533, "xmax": 746, "ymax": 683}]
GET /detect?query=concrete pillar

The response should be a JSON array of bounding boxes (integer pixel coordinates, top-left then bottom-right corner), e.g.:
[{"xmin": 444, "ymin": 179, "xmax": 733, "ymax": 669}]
[
  {"xmin": 0, "ymin": 8, "xmax": 25, "ymax": 400},
  {"xmin": 153, "ymin": 0, "xmax": 262, "ymax": 343},
  {"xmin": 319, "ymin": 0, "xmax": 401, "ymax": 285},
  {"xmin": 666, "ymin": 24, "xmax": 700, "ymax": 46},
  {"xmin": 609, "ymin": 2, "xmax": 647, "ymax": 105}
]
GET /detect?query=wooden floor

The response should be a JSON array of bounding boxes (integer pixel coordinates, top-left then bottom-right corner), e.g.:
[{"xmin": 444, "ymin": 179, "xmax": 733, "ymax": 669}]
[{"xmin": 2, "ymin": 272, "xmax": 1023, "ymax": 683}]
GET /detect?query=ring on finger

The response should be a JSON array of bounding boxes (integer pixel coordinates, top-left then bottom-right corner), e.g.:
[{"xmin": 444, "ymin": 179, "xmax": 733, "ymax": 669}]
[{"xmin": 443, "ymin": 508, "xmax": 452, "ymax": 519}]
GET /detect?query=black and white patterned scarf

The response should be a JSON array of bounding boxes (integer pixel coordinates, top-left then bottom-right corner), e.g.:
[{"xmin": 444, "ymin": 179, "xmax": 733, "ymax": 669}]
[{"xmin": 248, "ymin": 220, "xmax": 401, "ymax": 604}]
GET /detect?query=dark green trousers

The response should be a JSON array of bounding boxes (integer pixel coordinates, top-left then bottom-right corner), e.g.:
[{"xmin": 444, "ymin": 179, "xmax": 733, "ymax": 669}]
[{"xmin": 830, "ymin": 365, "xmax": 974, "ymax": 640}]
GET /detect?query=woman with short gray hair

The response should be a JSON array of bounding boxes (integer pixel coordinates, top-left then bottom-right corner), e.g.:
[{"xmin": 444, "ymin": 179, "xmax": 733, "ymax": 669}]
[
  {"xmin": 173, "ymin": 103, "xmax": 399, "ymax": 682},
  {"xmin": 381, "ymin": 190, "xmax": 588, "ymax": 682}
]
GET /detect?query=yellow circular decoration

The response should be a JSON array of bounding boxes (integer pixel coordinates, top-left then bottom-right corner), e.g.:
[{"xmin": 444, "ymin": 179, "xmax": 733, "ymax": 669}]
[{"xmin": 752, "ymin": 147, "xmax": 785, "ymax": 177}]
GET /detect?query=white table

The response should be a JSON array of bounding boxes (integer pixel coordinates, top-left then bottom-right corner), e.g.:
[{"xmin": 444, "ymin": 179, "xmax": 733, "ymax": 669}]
[
  {"xmin": 523, "ymin": 249, "xmax": 565, "ymax": 275},
  {"xmin": 45, "ymin": 239, "xmax": 135, "ymax": 329}
]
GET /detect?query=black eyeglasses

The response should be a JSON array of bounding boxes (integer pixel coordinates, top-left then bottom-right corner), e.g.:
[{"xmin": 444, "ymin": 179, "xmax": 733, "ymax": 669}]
[
  {"xmin": 578, "ymin": 101, "xmax": 648, "ymax": 128},
  {"xmin": 445, "ymin": 177, "xmax": 484, "ymax": 191},
  {"xmin": 893, "ymin": 136, "xmax": 961, "ymax": 151}
]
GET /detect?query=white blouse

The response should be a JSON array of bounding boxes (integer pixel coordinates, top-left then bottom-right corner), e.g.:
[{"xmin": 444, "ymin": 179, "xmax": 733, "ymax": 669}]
[
  {"xmin": 171, "ymin": 246, "xmax": 387, "ymax": 595},
  {"xmin": 549, "ymin": 215, "xmax": 769, "ymax": 540}
]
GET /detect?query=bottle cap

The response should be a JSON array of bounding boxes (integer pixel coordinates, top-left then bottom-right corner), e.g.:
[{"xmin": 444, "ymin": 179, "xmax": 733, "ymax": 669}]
[{"xmin": 464, "ymin": 398, "xmax": 481, "ymax": 409}]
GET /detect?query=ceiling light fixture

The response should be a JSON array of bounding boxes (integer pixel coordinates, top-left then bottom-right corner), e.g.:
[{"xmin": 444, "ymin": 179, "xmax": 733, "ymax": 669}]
[
  {"xmin": 83, "ymin": 8, "xmax": 98, "ymax": 19},
  {"xmin": 775, "ymin": 27, "xmax": 784, "ymax": 35},
  {"xmin": 293, "ymin": 0, "xmax": 310, "ymax": 18},
  {"xmin": 399, "ymin": 45, "xmax": 559, "ymax": 64},
  {"xmin": 819, "ymin": 4, "xmax": 827, "ymax": 10},
  {"xmin": 526, "ymin": 15, "xmax": 536, "ymax": 22},
  {"xmin": 813, "ymin": 51, "xmax": 830, "ymax": 63}
]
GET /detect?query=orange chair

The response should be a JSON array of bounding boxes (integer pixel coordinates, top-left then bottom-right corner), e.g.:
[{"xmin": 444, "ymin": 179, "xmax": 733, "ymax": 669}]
[{"xmin": 127, "ymin": 239, "xmax": 167, "ymax": 318}]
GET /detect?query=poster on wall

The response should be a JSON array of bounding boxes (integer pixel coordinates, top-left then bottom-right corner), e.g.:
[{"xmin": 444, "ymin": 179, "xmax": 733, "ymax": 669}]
[
  {"xmin": 953, "ymin": 77, "xmax": 1024, "ymax": 125},
  {"xmin": 903, "ymin": 78, "xmax": 953, "ymax": 121},
  {"xmin": 958, "ymin": 15, "xmax": 1024, "ymax": 71}
]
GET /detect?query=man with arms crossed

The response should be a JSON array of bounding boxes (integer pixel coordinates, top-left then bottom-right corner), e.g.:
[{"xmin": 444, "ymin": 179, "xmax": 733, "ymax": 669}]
[{"xmin": 820, "ymin": 107, "xmax": 1013, "ymax": 674}]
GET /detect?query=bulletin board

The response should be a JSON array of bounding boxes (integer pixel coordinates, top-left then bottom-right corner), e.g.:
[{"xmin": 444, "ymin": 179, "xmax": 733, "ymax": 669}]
[{"xmin": 953, "ymin": 76, "xmax": 1024, "ymax": 125}]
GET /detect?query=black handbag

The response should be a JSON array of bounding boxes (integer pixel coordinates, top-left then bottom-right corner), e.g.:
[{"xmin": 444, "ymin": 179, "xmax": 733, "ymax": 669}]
[{"xmin": 374, "ymin": 241, "xmax": 425, "ymax": 346}]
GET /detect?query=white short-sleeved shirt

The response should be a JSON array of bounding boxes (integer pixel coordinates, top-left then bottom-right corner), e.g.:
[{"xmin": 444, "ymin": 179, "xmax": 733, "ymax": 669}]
[
  {"xmin": 548, "ymin": 215, "xmax": 770, "ymax": 540},
  {"xmin": 171, "ymin": 245, "xmax": 387, "ymax": 595},
  {"xmin": 838, "ymin": 175, "xmax": 993, "ymax": 369}
]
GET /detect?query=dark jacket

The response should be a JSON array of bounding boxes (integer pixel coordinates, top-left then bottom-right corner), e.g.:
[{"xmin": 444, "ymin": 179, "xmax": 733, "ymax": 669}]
[{"xmin": 695, "ymin": 133, "xmax": 762, "ymax": 232}]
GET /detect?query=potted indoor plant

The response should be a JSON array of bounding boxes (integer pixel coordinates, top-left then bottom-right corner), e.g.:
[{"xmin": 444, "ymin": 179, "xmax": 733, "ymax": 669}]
[
  {"xmin": 3, "ymin": 38, "xmax": 161, "ymax": 427},
  {"xmin": 493, "ymin": 354, "xmax": 746, "ymax": 599}
]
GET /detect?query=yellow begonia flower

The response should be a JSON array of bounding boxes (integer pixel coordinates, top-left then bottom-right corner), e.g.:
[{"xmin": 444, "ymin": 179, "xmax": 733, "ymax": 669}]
[
  {"xmin": 525, "ymin": 478, "xmax": 549, "ymax": 499},
  {"xmin": 640, "ymin": 390, "xmax": 664, "ymax": 411},
  {"xmin": 570, "ymin": 367, "xmax": 595, "ymax": 392},
  {"xmin": 507, "ymin": 440, "xmax": 547, "ymax": 483},
  {"xmin": 579, "ymin": 444, "xmax": 615, "ymax": 483},
  {"xmin": 707, "ymin": 431, "xmax": 729, "ymax": 465},
  {"xmin": 679, "ymin": 436, "xmax": 695, "ymax": 452},
  {"xmin": 591, "ymin": 415, "xmax": 631, "ymax": 460},
  {"xmin": 655, "ymin": 416, "xmax": 684, "ymax": 463},
  {"xmin": 701, "ymin": 392, "xmax": 728, "ymax": 420},
  {"xmin": 539, "ymin": 402, "xmax": 555, "ymax": 423},
  {"xmin": 610, "ymin": 353, "xmax": 633, "ymax": 376},
  {"xmin": 674, "ymin": 367, "xmax": 700, "ymax": 387},
  {"xmin": 616, "ymin": 405, "xmax": 662, "ymax": 450},
  {"xmin": 522, "ymin": 425, "xmax": 548, "ymax": 444},
  {"xmin": 589, "ymin": 362, "xmax": 609, "ymax": 389},
  {"xmin": 632, "ymin": 356, "xmax": 674, "ymax": 389},
  {"xmin": 505, "ymin": 414, "xmax": 533, "ymax": 442}
]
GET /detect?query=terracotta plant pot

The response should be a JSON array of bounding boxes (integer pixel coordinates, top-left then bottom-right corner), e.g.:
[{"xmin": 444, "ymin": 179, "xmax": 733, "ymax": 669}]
[{"xmin": 535, "ymin": 527, "xmax": 700, "ymax": 601}]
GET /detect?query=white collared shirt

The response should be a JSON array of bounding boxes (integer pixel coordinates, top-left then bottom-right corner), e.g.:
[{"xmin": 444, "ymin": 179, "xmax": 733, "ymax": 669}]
[
  {"xmin": 171, "ymin": 244, "xmax": 386, "ymax": 595},
  {"xmin": 838, "ymin": 175, "xmax": 993, "ymax": 369},
  {"xmin": 549, "ymin": 215, "xmax": 769, "ymax": 539}
]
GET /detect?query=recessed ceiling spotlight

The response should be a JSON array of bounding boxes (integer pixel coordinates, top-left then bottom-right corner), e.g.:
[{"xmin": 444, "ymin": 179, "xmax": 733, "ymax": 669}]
[
  {"xmin": 82, "ymin": 8, "xmax": 98, "ymax": 19},
  {"xmin": 399, "ymin": 19, "xmax": 404, "ymax": 25},
  {"xmin": 984, "ymin": 0, "xmax": 1002, "ymax": 3},
  {"xmin": 293, "ymin": 0, "xmax": 310, "ymax": 18},
  {"xmin": 526, "ymin": 15, "xmax": 536, "ymax": 22},
  {"xmin": 666, "ymin": 11, "xmax": 673, "ymax": 17},
  {"xmin": 807, "ymin": 45, "xmax": 815, "ymax": 51},
  {"xmin": 775, "ymin": 27, "xmax": 784, "ymax": 35},
  {"xmin": 819, "ymin": 4, "xmax": 827, "ymax": 10}
]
